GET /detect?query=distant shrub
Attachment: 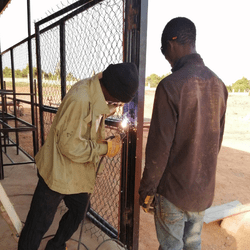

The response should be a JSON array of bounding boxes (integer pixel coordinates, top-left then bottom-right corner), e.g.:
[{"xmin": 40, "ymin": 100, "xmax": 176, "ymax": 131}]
[
  {"xmin": 226, "ymin": 86, "xmax": 232, "ymax": 92},
  {"xmin": 232, "ymin": 77, "xmax": 250, "ymax": 92}
]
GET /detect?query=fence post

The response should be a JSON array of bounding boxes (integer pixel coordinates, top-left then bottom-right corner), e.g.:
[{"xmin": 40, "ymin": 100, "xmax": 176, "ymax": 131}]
[
  {"xmin": 0, "ymin": 43, "xmax": 3, "ymax": 89},
  {"xmin": 35, "ymin": 24, "xmax": 45, "ymax": 146},
  {"xmin": 123, "ymin": 0, "xmax": 148, "ymax": 249}
]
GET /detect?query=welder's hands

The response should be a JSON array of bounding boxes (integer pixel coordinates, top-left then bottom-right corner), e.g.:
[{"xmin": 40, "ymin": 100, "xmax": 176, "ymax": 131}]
[
  {"xmin": 140, "ymin": 195, "xmax": 155, "ymax": 214},
  {"xmin": 139, "ymin": 182, "xmax": 155, "ymax": 214},
  {"xmin": 106, "ymin": 134, "xmax": 121, "ymax": 157}
]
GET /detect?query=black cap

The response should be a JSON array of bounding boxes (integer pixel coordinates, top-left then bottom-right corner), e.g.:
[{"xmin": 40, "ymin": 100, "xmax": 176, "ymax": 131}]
[{"xmin": 102, "ymin": 63, "xmax": 139, "ymax": 103}]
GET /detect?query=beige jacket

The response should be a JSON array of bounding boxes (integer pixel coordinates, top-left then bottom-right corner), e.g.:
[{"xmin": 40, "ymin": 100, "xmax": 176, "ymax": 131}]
[{"xmin": 35, "ymin": 75, "xmax": 111, "ymax": 194}]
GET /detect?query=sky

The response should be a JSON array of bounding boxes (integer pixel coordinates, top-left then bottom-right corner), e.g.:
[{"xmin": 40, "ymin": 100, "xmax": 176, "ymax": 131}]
[{"xmin": 0, "ymin": 0, "xmax": 249, "ymax": 86}]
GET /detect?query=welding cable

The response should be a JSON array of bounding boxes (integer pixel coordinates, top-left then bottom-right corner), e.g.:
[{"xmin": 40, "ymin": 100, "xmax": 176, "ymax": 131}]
[
  {"xmin": 77, "ymin": 150, "xmax": 106, "ymax": 250},
  {"xmin": 77, "ymin": 133, "xmax": 125, "ymax": 250},
  {"xmin": 14, "ymin": 134, "xmax": 124, "ymax": 249}
]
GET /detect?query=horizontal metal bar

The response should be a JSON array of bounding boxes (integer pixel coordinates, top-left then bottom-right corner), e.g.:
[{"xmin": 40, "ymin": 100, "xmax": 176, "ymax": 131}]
[
  {"xmin": 38, "ymin": 0, "xmax": 104, "ymax": 35},
  {"xmin": 0, "ymin": 127, "xmax": 36, "ymax": 132},
  {"xmin": 87, "ymin": 209, "xmax": 118, "ymax": 239},
  {"xmin": 6, "ymin": 93, "xmax": 36, "ymax": 96},
  {"xmin": 42, "ymin": 105, "xmax": 58, "ymax": 114},
  {"xmin": 36, "ymin": 0, "xmax": 92, "ymax": 26},
  {"xmin": 0, "ymin": 34, "xmax": 35, "ymax": 56},
  {"xmin": 2, "ymin": 161, "xmax": 35, "ymax": 167},
  {"xmin": 7, "ymin": 98, "xmax": 37, "ymax": 106},
  {"xmin": 105, "ymin": 118, "xmax": 122, "ymax": 128},
  {"xmin": 3, "ymin": 138, "xmax": 35, "ymax": 161}
]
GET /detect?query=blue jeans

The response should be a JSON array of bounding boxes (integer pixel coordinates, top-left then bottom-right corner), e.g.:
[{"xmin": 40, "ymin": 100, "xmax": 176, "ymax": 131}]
[{"xmin": 154, "ymin": 194, "xmax": 205, "ymax": 250}]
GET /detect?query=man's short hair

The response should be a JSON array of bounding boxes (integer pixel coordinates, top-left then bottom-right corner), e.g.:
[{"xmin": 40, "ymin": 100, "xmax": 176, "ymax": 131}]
[{"xmin": 161, "ymin": 17, "xmax": 196, "ymax": 49}]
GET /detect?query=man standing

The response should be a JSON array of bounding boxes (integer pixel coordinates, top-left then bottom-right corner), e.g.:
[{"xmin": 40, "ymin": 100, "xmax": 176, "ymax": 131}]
[
  {"xmin": 18, "ymin": 62, "xmax": 139, "ymax": 250},
  {"xmin": 139, "ymin": 17, "xmax": 228, "ymax": 250}
]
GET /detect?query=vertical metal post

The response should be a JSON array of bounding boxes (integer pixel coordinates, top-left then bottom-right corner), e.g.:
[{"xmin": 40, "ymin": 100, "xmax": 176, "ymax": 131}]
[
  {"xmin": 27, "ymin": 0, "xmax": 38, "ymax": 155},
  {"xmin": 134, "ymin": 1, "xmax": 148, "ymax": 249},
  {"xmin": 0, "ymin": 42, "xmax": 3, "ymax": 89},
  {"xmin": 0, "ymin": 131, "xmax": 4, "ymax": 180},
  {"xmin": 10, "ymin": 48, "xmax": 19, "ymax": 155},
  {"xmin": 122, "ymin": 0, "xmax": 148, "ymax": 249},
  {"xmin": 60, "ymin": 22, "xmax": 66, "ymax": 99},
  {"xmin": 35, "ymin": 25, "xmax": 45, "ymax": 145},
  {"xmin": 27, "ymin": 0, "xmax": 31, "ymax": 37}
]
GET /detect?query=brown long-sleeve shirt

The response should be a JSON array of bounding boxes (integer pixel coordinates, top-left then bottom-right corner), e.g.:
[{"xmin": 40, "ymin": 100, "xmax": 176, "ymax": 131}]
[{"xmin": 139, "ymin": 53, "xmax": 228, "ymax": 212}]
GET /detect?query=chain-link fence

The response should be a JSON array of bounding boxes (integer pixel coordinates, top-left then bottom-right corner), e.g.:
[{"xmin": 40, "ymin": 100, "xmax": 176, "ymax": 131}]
[
  {"xmin": 0, "ymin": 0, "xmax": 147, "ymax": 248},
  {"xmin": 36, "ymin": 1, "xmax": 129, "ymax": 247}
]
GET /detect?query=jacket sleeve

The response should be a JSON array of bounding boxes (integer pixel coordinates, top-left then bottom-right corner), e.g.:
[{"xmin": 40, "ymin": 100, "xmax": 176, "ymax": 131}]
[
  {"xmin": 218, "ymin": 89, "xmax": 228, "ymax": 151},
  {"xmin": 139, "ymin": 83, "xmax": 178, "ymax": 201},
  {"xmin": 55, "ymin": 99, "xmax": 107, "ymax": 164}
]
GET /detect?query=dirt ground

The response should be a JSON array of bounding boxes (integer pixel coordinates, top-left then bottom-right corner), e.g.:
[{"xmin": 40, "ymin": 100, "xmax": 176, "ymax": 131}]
[{"xmin": 139, "ymin": 90, "xmax": 250, "ymax": 250}]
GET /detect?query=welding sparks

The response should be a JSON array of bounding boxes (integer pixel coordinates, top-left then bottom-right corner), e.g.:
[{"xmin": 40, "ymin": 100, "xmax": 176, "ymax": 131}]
[{"xmin": 121, "ymin": 116, "xmax": 129, "ymax": 128}]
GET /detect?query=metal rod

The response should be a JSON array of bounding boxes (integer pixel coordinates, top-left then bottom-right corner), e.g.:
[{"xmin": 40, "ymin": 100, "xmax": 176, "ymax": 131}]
[
  {"xmin": 10, "ymin": 49, "xmax": 20, "ymax": 155},
  {"xmin": 122, "ymin": 1, "xmax": 148, "ymax": 249},
  {"xmin": 0, "ymin": 41, "xmax": 3, "ymax": 89},
  {"xmin": 38, "ymin": 0, "xmax": 104, "ymax": 35},
  {"xmin": 27, "ymin": 0, "xmax": 31, "ymax": 37},
  {"xmin": 34, "ymin": 79, "xmax": 39, "ymax": 150},
  {"xmin": 35, "ymin": 25, "xmax": 45, "ymax": 145},
  {"xmin": 36, "ymin": 0, "xmax": 90, "ymax": 26},
  {"xmin": 0, "ymin": 130, "xmax": 4, "ymax": 179},
  {"xmin": 0, "ymin": 35, "xmax": 36, "ymax": 56},
  {"xmin": 60, "ymin": 22, "xmax": 66, "ymax": 99},
  {"xmin": 133, "ymin": 1, "xmax": 148, "ymax": 250}
]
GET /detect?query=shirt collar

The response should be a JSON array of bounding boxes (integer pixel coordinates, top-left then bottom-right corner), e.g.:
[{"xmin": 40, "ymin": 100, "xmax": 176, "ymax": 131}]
[{"xmin": 171, "ymin": 53, "xmax": 204, "ymax": 73}]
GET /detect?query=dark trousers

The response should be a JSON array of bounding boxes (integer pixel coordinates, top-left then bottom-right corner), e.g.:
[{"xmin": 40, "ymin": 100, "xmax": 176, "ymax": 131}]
[{"xmin": 18, "ymin": 176, "xmax": 89, "ymax": 250}]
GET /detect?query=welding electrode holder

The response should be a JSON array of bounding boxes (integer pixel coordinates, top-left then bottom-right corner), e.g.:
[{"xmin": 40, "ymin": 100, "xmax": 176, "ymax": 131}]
[{"xmin": 142, "ymin": 195, "xmax": 155, "ymax": 214}]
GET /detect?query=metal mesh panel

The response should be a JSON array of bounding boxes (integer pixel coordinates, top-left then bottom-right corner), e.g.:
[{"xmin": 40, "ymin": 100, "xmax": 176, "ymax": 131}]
[
  {"xmin": 40, "ymin": 26, "xmax": 61, "ymax": 107},
  {"xmin": 2, "ymin": 51, "xmax": 12, "ymax": 90},
  {"xmin": 90, "ymin": 125, "xmax": 122, "ymax": 229},
  {"xmin": 43, "ymin": 111, "xmax": 56, "ymax": 141},
  {"xmin": 35, "ymin": 0, "xmax": 143, "ymax": 248},
  {"xmin": 13, "ymin": 41, "xmax": 29, "ymax": 91},
  {"xmin": 65, "ymin": 0, "xmax": 123, "ymax": 86}
]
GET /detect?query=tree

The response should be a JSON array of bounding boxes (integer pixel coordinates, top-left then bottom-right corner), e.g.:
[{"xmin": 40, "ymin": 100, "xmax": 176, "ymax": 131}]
[
  {"xmin": 3, "ymin": 67, "xmax": 12, "ymax": 77},
  {"xmin": 21, "ymin": 64, "xmax": 29, "ymax": 77},
  {"xmin": 55, "ymin": 61, "xmax": 61, "ymax": 81},
  {"xmin": 226, "ymin": 85, "xmax": 232, "ymax": 92},
  {"xmin": 146, "ymin": 73, "xmax": 171, "ymax": 88},
  {"xmin": 15, "ymin": 69, "xmax": 22, "ymax": 78},
  {"xmin": 66, "ymin": 72, "xmax": 77, "ymax": 82},
  {"xmin": 232, "ymin": 77, "xmax": 250, "ymax": 92}
]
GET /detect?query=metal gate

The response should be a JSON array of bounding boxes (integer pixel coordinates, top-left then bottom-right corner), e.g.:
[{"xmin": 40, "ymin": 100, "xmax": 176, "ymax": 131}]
[{"xmin": 35, "ymin": 0, "xmax": 147, "ymax": 249}]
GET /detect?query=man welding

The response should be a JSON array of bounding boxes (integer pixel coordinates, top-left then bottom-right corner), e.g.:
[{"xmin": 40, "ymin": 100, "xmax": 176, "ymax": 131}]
[{"xmin": 18, "ymin": 62, "xmax": 139, "ymax": 250}]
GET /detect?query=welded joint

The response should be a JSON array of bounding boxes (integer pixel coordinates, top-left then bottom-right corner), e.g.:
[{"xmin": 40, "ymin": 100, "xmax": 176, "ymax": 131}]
[
  {"xmin": 127, "ymin": 4, "xmax": 139, "ymax": 31},
  {"xmin": 123, "ymin": 208, "xmax": 133, "ymax": 225}
]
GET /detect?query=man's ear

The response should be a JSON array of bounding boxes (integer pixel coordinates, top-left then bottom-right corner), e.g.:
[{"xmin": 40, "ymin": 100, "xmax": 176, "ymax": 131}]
[{"xmin": 168, "ymin": 40, "xmax": 175, "ymax": 51}]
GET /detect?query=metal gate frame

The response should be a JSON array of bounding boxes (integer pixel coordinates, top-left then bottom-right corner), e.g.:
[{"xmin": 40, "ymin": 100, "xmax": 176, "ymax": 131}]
[{"xmin": 35, "ymin": 0, "xmax": 147, "ymax": 249}]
